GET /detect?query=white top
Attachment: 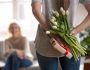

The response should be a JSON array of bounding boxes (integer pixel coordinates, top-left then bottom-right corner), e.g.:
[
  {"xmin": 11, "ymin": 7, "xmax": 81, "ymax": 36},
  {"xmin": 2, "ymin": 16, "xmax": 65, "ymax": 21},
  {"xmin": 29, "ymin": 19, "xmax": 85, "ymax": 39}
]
[{"xmin": 3, "ymin": 36, "xmax": 34, "ymax": 61}]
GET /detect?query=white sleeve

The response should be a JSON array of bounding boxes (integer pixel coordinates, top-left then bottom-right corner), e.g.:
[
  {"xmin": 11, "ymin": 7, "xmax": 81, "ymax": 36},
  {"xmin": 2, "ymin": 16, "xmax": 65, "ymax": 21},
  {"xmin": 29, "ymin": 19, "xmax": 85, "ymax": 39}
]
[{"xmin": 24, "ymin": 38, "xmax": 34, "ymax": 61}]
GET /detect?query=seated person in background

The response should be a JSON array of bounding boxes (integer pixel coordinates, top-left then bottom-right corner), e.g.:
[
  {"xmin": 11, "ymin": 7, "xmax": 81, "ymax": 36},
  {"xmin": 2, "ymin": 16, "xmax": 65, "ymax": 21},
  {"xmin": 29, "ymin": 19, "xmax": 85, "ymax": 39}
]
[{"xmin": 3, "ymin": 22, "xmax": 33, "ymax": 70}]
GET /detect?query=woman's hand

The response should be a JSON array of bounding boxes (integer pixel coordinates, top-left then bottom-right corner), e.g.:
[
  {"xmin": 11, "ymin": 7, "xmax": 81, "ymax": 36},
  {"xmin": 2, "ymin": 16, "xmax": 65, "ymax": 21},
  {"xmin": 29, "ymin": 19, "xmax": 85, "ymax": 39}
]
[
  {"xmin": 15, "ymin": 49, "xmax": 24, "ymax": 59},
  {"xmin": 4, "ymin": 48, "xmax": 13, "ymax": 55},
  {"xmin": 70, "ymin": 29, "xmax": 77, "ymax": 36}
]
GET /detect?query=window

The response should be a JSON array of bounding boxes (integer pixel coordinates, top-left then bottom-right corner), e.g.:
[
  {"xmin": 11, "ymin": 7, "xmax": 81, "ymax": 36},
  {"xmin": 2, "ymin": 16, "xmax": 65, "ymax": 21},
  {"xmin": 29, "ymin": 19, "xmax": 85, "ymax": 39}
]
[
  {"xmin": 0, "ymin": 0, "xmax": 13, "ymax": 41},
  {"xmin": 18, "ymin": 0, "xmax": 38, "ymax": 41},
  {"xmin": 0, "ymin": 0, "xmax": 38, "ymax": 41}
]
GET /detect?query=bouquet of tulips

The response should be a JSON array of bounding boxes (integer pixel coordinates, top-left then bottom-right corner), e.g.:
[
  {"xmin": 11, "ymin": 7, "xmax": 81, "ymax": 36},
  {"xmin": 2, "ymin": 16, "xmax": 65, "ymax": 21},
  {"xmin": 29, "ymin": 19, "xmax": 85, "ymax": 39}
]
[{"xmin": 46, "ymin": 7, "xmax": 87, "ymax": 60}]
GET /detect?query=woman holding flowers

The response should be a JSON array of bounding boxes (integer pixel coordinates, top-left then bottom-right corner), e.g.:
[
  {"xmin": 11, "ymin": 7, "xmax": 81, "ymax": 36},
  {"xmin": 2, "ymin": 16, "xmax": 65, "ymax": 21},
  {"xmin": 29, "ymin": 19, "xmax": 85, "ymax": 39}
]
[{"xmin": 31, "ymin": 0, "xmax": 89, "ymax": 70}]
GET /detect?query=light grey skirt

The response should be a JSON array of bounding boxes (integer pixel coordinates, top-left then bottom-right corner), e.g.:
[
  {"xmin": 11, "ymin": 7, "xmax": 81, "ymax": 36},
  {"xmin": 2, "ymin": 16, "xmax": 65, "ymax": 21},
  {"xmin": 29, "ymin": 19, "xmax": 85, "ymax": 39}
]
[{"xmin": 79, "ymin": 0, "xmax": 90, "ymax": 4}]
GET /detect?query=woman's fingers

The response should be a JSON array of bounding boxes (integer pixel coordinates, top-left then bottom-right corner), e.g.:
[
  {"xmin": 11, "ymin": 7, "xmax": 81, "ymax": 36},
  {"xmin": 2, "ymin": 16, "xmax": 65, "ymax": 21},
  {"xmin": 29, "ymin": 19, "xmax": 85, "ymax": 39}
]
[
  {"xmin": 16, "ymin": 50, "xmax": 24, "ymax": 59},
  {"xmin": 70, "ymin": 29, "xmax": 77, "ymax": 36}
]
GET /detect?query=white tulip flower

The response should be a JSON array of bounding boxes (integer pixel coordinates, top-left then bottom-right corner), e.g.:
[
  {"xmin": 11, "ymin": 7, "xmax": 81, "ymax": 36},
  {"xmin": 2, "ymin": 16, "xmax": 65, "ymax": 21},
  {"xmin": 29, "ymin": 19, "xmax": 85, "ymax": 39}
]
[
  {"xmin": 66, "ymin": 10, "xmax": 69, "ymax": 15},
  {"xmin": 53, "ymin": 22, "xmax": 58, "ymax": 26},
  {"xmin": 62, "ymin": 10, "xmax": 65, "ymax": 15},
  {"xmin": 52, "ymin": 10, "xmax": 59, "ymax": 17},
  {"xmin": 60, "ymin": 7, "xmax": 64, "ymax": 12},
  {"xmin": 55, "ymin": 11, "xmax": 59, "ymax": 17},
  {"xmin": 51, "ymin": 16, "xmax": 56, "ymax": 21},
  {"xmin": 50, "ymin": 18, "xmax": 54, "ymax": 24},
  {"xmin": 46, "ymin": 31, "xmax": 50, "ymax": 34},
  {"xmin": 52, "ymin": 26, "xmax": 57, "ymax": 29},
  {"xmin": 54, "ymin": 11, "xmax": 59, "ymax": 17}
]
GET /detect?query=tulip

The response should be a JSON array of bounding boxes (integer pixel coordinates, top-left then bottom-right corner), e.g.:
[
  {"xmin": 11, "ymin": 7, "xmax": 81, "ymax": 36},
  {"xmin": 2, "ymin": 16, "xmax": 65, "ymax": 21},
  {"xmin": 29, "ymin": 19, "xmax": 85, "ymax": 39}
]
[
  {"xmin": 62, "ymin": 10, "xmax": 65, "ymax": 15},
  {"xmin": 66, "ymin": 10, "xmax": 69, "ymax": 15},
  {"xmin": 52, "ymin": 26, "xmax": 57, "ymax": 29},
  {"xmin": 51, "ymin": 16, "xmax": 56, "ymax": 21},
  {"xmin": 46, "ymin": 31, "xmax": 50, "ymax": 34},
  {"xmin": 60, "ymin": 7, "xmax": 64, "ymax": 12},
  {"xmin": 50, "ymin": 18, "xmax": 54, "ymax": 24},
  {"xmin": 53, "ymin": 22, "xmax": 58, "ymax": 26}
]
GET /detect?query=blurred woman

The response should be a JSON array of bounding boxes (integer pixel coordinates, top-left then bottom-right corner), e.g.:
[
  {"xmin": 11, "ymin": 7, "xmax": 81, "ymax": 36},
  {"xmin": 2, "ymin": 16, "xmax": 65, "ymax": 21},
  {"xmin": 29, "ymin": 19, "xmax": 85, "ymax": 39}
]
[{"xmin": 4, "ymin": 22, "xmax": 33, "ymax": 70}]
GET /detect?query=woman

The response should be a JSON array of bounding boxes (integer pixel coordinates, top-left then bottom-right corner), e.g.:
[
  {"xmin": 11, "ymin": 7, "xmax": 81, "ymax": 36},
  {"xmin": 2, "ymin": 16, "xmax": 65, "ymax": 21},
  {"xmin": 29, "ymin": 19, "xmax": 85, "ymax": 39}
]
[
  {"xmin": 4, "ymin": 22, "xmax": 33, "ymax": 70},
  {"xmin": 31, "ymin": 0, "xmax": 82, "ymax": 70}
]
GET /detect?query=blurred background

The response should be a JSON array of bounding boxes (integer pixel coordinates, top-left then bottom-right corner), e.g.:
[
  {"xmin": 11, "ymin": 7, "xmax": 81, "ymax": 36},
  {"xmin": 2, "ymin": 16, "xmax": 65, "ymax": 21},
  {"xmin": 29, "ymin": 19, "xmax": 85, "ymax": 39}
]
[{"xmin": 0, "ymin": 0, "xmax": 89, "ymax": 70}]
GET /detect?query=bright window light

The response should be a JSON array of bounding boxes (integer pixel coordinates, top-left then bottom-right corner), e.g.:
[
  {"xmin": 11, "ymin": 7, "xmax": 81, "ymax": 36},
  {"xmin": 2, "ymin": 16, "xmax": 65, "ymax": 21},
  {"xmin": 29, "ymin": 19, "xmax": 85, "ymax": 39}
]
[
  {"xmin": 0, "ymin": 0, "xmax": 38, "ymax": 41},
  {"xmin": 0, "ymin": 1, "xmax": 13, "ymax": 41}
]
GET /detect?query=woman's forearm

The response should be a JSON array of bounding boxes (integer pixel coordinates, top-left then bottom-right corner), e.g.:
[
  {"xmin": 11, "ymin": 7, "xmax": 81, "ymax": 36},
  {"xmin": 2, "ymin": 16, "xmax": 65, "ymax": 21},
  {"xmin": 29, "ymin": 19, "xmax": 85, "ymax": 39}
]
[
  {"xmin": 75, "ymin": 14, "xmax": 90, "ymax": 33},
  {"xmin": 32, "ymin": 2, "xmax": 49, "ymax": 30},
  {"xmin": 76, "ymin": 4, "xmax": 90, "ymax": 33},
  {"xmin": 64, "ymin": 0, "xmax": 70, "ymax": 10},
  {"xmin": 70, "ymin": 4, "xmax": 90, "ymax": 35},
  {"xmin": 4, "ymin": 49, "xmax": 15, "ymax": 56}
]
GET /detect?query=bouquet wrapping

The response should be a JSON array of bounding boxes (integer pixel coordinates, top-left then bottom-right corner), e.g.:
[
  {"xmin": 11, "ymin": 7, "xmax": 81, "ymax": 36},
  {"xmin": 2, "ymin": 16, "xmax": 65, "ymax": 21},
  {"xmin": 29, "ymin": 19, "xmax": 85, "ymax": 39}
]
[{"xmin": 51, "ymin": 37, "xmax": 72, "ymax": 59}]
